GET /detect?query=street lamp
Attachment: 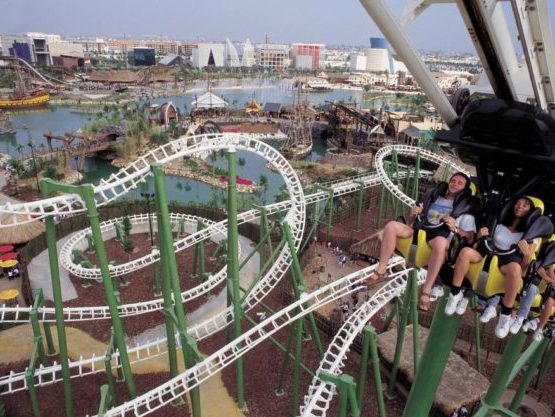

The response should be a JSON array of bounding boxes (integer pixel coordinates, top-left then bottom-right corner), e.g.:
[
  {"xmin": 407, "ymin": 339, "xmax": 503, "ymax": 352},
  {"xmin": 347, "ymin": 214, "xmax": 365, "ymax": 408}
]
[
  {"xmin": 140, "ymin": 185, "xmax": 155, "ymax": 246},
  {"xmin": 27, "ymin": 138, "xmax": 40, "ymax": 192}
]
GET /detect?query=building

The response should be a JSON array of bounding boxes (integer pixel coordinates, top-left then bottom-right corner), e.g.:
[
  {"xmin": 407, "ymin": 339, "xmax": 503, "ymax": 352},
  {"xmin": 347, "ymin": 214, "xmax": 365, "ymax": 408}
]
[
  {"xmin": 225, "ymin": 38, "xmax": 241, "ymax": 67},
  {"xmin": 241, "ymin": 39, "xmax": 256, "ymax": 67},
  {"xmin": 366, "ymin": 37, "xmax": 393, "ymax": 74},
  {"xmin": 290, "ymin": 43, "xmax": 324, "ymax": 70},
  {"xmin": 0, "ymin": 33, "xmax": 59, "ymax": 65},
  {"xmin": 256, "ymin": 43, "xmax": 290, "ymax": 71},
  {"xmin": 128, "ymin": 48, "xmax": 156, "ymax": 66},
  {"xmin": 191, "ymin": 43, "xmax": 225, "ymax": 68},
  {"xmin": 350, "ymin": 54, "xmax": 368, "ymax": 71}
]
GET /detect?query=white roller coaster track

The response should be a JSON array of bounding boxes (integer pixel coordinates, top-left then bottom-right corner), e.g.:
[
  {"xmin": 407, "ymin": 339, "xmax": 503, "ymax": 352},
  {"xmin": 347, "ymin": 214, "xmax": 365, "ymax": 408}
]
[
  {"xmin": 0, "ymin": 143, "xmax": 466, "ymax": 417},
  {"xmin": 374, "ymin": 145, "xmax": 469, "ymax": 208},
  {"xmin": 299, "ymin": 268, "xmax": 426, "ymax": 417},
  {"xmin": 0, "ymin": 258, "xmax": 406, "ymax": 398},
  {"xmin": 96, "ymin": 261, "xmax": 411, "ymax": 417}
]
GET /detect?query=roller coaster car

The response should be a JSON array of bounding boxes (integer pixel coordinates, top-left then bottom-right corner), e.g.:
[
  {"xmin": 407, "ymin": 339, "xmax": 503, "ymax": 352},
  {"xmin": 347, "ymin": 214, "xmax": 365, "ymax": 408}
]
[
  {"xmin": 466, "ymin": 198, "xmax": 553, "ymax": 298},
  {"xmin": 523, "ymin": 239, "xmax": 555, "ymax": 314},
  {"xmin": 395, "ymin": 181, "xmax": 479, "ymax": 268},
  {"xmin": 435, "ymin": 98, "xmax": 555, "ymax": 213}
]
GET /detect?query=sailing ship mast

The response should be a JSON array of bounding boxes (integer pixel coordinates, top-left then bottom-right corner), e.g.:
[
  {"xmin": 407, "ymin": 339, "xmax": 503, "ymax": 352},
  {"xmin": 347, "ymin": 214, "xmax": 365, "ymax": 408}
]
[{"xmin": 281, "ymin": 81, "xmax": 313, "ymax": 159}]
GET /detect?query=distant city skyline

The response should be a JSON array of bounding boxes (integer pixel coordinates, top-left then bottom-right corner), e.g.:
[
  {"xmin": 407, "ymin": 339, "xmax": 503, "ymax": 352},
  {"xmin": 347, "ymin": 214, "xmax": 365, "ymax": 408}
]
[{"xmin": 1, "ymin": 0, "xmax": 554, "ymax": 54}]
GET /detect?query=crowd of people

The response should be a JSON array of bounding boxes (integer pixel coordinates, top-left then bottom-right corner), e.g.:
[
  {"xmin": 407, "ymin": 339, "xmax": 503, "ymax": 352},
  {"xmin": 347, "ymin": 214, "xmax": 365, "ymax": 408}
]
[{"xmin": 371, "ymin": 172, "xmax": 554, "ymax": 340}]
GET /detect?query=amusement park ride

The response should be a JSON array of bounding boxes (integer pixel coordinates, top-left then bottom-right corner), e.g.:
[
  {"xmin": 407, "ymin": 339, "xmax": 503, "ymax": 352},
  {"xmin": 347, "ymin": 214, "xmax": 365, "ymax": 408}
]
[{"xmin": 0, "ymin": 1, "xmax": 554, "ymax": 417}]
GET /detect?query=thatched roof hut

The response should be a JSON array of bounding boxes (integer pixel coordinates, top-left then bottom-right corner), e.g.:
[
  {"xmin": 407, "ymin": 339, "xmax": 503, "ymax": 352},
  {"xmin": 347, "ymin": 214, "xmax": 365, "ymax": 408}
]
[{"xmin": 0, "ymin": 214, "xmax": 45, "ymax": 244}]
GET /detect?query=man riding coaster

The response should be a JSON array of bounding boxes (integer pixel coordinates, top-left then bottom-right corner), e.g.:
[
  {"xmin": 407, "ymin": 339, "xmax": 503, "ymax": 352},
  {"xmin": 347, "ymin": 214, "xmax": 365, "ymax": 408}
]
[{"xmin": 370, "ymin": 172, "xmax": 478, "ymax": 311}]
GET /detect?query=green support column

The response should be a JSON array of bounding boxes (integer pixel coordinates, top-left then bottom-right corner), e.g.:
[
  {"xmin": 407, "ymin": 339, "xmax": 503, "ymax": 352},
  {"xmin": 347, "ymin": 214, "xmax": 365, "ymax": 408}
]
[
  {"xmin": 103, "ymin": 329, "xmax": 118, "ymax": 408},
  {"xmin": 473, "ymin": 331, "xmax": 527, "ymax": 417},
  {"xmin": 376, "ymin": 182, "xmax": 387, "ymax": 229},
  {"xmin": 357, "ymin": 326, "xmax": 385, "ymax": 417},
  {"xmin": 411, "ymin": 150, "xmax": 421, "ymax": 201},
  {"xmin": 281, "ymin": 222, "xmax": 324, "ymax": 358},
  {"xmin": 224, "ymin": 150, "xmax": 246, "ymax": 410},
  {"xmin": 291, "ymin": 299, "xmax": 305, "ymax": 417},
  {"xmin": 276, "ymin": 327, "xmax": 294, "ymax": 395},
  {"xmin": 402, "ymin": 295, "xmax": 463, "ymax": 417},
  {"xmin": 409, "ymin": 270, "xmax": 419, "ymax": 374},
  {"xmin": 196, "ymin": 219, "xmax": 206, "ymax": 281},
  {"xmin": 509, "ymin": 337, "xmax": 549, "ymax": 412},
  {"xmin": 40, "ymin": 179, "xmax": 74, "ymax": 417},
  {"xmin": 535, "ymin": 337, "xmax": 555, "ymax": 388},
  {"xmin": 471, "ymin": 295, "xmax": 482, "ymax": 372},
  {"xmin": 387, "ymin": 278, "xmax": 412, "ymax": 396},
  {"xmin": 368, "ymin": 327, "xmax": 386, "ymax": 417},
  {"xmin": 355, "ymin": 180, "xmax": 364, "ymax": 232},
  {"xmin": 80, "ymin": 185, "xmax": 136, "ymax": 398},
  {"xmin": 152, "ymin": 165, "xmax": 201, "ymax": 416},
  {"xmin": 42, "ymin": 321, "xmax": 55, "ymax": 356},
  {"xmin": 320, "ymin": 372, "xmax": 360, "ymax": 417},
  {"xmin": 152, "ymin": 246, "xmax": 162, "ymax": 296},
  {"xmin": 156, "ymin": 233, "xmax": 178, "ymax": 381}
]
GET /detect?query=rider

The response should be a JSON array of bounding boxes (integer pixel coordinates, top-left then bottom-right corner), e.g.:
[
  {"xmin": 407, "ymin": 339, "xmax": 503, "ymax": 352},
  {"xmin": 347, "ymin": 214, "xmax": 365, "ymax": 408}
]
[
  {"xmin": 370, "ymin": 172, "xmax": 477, "ymax": 311},
  {"xmin": 445, "ymin": 197, "xmax": 536, "ymax": 338}
]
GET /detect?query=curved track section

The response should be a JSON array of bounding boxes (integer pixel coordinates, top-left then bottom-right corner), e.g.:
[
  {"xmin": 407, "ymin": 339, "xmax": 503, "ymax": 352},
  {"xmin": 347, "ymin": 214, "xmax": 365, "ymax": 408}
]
[
  {"xmin": 374, "ymin": 145, "xmax": 469, "ymax": 207},
  {"xmin": 0, "ymin": 134, "xmax": 280, "ymax": 226},
  {"xmin": 300, "ymin": 269, "xmax": 426, "ymax": 417},
  {"xmin": 96, "ymin": 260, "xmax": 409, "ymax": 417},
  {"xmin": 0, "ymin": 258, "xmax": 406, "ymax": 397}
]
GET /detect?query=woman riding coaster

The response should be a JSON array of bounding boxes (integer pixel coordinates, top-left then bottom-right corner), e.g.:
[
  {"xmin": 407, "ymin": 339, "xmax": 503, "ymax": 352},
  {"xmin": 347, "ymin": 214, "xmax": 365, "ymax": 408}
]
[
  {"xmin": 445, "ymin": 197, "xmax": 538, "ymax": 338},
  {"xmin": 370, "ymin": 173, "xmax": 478, "ymax": 311},
  {"xmin": 522, "ymin": 242, "xmax": 555, "ymax": 341}
]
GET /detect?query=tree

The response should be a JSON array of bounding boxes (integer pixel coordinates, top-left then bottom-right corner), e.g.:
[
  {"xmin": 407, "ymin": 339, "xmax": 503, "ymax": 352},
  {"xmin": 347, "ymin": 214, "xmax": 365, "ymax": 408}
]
[
  {"xmin": 122, "ymin": 216, "xmax": 132, "ymax": 238},
  {"xmin": 122, "ymin": 238, "xmax": 135, "ymax": 260},
  {"xmin": 16, "ymin": 144, "xmax": 25, "ymax": 163},
  {"xmin": 258, "ymin": 174, "xmax": 269, "ymax": 203}
]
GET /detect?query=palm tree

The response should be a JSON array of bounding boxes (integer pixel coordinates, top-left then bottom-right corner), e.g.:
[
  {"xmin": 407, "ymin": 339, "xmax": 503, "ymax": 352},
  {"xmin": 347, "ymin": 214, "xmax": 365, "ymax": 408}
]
[
  {"xmin": 16, "ymin": 144, "xmax": 25, "ymax": 163},
  {"xmin": 258, "ymin": 174, "xmax": 269, "ymax": 204}
]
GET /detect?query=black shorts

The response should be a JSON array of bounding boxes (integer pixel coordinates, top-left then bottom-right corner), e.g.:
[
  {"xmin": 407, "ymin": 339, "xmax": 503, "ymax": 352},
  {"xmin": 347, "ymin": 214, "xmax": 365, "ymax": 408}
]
[
  {"xmin": 476, "ymin": 241, "xmax": 522, "ymax": 267},
  {"xmin": 424, "ymin": 224, "xmax": 451, "ymax": 243}
]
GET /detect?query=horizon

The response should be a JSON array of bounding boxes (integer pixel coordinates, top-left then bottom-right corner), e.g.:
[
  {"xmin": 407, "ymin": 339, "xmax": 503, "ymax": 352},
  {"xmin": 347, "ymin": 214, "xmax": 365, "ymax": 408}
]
[{"xmin": 1, "ymin": 0, "xmax": 554, "ymax": 55}]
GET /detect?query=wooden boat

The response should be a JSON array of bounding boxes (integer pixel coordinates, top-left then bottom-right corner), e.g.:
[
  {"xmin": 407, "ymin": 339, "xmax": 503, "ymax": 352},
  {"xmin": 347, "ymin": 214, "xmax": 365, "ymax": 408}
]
[{"xmin": 0, "ymin": 89, "xmax": 50, "ymax": 110}]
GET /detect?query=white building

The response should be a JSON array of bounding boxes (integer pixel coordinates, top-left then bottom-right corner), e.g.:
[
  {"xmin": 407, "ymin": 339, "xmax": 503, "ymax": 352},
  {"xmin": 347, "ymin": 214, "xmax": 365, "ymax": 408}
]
[
  {"xmin": 241, "ymin": 39, "xmax": 256, "ymax": 67},
  {"xmin": 192, "ymin": 43, "xmax": 225, "ymax": 68},
  {"xmin": 366, "ymin": 48, "xmax": 390, "ymax": 73},
  {"xmin": 225, "ymin": 38, "xmax": 241, "ymax": 67},
  {"xmin": 48, "ymin": 41, "xmax": 85, "ymax": 58},
  {"xmin": 350, "ymin": 55, "xmax": 368, "ymax": 71}
]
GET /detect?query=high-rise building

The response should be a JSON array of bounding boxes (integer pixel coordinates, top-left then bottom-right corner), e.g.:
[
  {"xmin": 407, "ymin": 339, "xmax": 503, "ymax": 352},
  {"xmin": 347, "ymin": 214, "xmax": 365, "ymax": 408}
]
[
  {"xmin": 290, "ymin": 43, "xmax": 324, "ymax": 70},
  {"xmin": 256, "ymin": 43, "xmax": 290, "ymax": 71},
  {"xmin": 350, "ymin": 54, "xmax": 368, "ymax": 71},
  {"xmin": 366, "ymin": 37, "xmax": 393, "ymax": 73}
]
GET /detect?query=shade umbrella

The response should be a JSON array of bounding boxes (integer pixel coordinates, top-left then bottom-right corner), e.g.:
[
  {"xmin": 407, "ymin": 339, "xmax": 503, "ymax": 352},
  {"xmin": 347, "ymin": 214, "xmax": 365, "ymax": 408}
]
[
  {"xmin": 0, "ymin": 259, "xmax": 18, "ymax": 268},
  {"xmin": 0, "ymin": 214, "xmax": 45, "ymax": 244},
  {"xmin": 0, "ymin": 252, "xmax": 17, "ymax": 261},
  {"xmin": 0, "ymin": 245, "xmax": 14, "ymax": 253}
]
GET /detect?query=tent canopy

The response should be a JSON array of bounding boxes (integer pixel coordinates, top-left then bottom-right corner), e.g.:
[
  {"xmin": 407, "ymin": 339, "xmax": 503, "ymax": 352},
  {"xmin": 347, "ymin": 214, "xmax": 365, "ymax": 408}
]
[{"xmin": 191, "ymin": 92, "xmax": 228, "ymax": 109}]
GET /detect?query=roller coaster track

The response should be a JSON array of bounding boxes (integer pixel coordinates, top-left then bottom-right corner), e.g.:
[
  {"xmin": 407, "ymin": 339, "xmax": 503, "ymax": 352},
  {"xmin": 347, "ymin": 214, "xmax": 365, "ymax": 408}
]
[
  {"xmin": 0, "ymin": 258, "xmax": 407, "ymax": 398},
  {"xmin": 0, "ymin": 141, "xmax": 465, "ymax": 417}
]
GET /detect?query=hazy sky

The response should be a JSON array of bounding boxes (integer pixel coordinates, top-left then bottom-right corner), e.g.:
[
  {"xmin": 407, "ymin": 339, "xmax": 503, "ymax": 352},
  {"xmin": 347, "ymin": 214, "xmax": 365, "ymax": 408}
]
[{"xmin": 1, "ymin": 0, "xmax": 554, "ymax": 53}]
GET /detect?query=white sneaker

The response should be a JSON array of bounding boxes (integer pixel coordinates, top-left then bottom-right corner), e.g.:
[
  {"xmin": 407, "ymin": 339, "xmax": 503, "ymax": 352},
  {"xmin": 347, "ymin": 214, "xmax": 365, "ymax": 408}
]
[
  {"xmin": 456, "ymin": 297, "xmax": 469, "ymax": 315},
  {"xmin": 445, "ymin": 291, "xmax": 464, "ymax": 316},
  {"xmin": 430, "ymin": 285, "xmax": 444, "ymax": 302},
  {"xmin": 480, "ymin": 305, "xmax": 497, "ymax": 323},
  {"xmin": 533, "ymin": 329, "xmax": 543, "ymax": 342},
  {"xmin": 522, "ymin": 318, "xmax": 539, "ymax": 332},
  {"xmin": 509, "ymin": 316, "xmax": 525, "ymax": 334},
  {"xmin": 495, "ymin": 314, "xmax": 513, "ymax": 339}
]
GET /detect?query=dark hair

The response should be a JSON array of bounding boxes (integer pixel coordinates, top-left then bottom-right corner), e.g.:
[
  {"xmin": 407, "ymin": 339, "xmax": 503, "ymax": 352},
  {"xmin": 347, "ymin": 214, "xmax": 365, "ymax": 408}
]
[
  {"xmin": 450, "ymin": 172, "xmax": 471, "ymax": 189},
  {"xmin": 501, "ymin": 196, "xmax": 535, "ymax": 233}
]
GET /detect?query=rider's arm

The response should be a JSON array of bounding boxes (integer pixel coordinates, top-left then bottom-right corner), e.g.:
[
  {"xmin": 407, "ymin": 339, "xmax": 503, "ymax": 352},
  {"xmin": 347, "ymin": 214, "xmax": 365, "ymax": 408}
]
[
  {"xmin": 539, "ymin": 265, "xmax": 555, "ymax": 285},
  {"xmin": 518, "ymin": 240, "xmax": 536, "ymax": 268}
]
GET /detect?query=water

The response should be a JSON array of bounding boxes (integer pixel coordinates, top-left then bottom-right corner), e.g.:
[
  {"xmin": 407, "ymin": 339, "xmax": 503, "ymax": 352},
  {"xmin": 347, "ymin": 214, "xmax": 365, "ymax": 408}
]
[{"xmin": 0, "ymin": 77, "xmax": 404, "ymax": 205}]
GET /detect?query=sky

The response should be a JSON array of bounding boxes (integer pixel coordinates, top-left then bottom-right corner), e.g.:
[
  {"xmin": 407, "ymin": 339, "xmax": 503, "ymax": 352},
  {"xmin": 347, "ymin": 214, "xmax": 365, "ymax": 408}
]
[{"xmin": 1, "ymin": 0, "xmax": 554, "ymax": 54}]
